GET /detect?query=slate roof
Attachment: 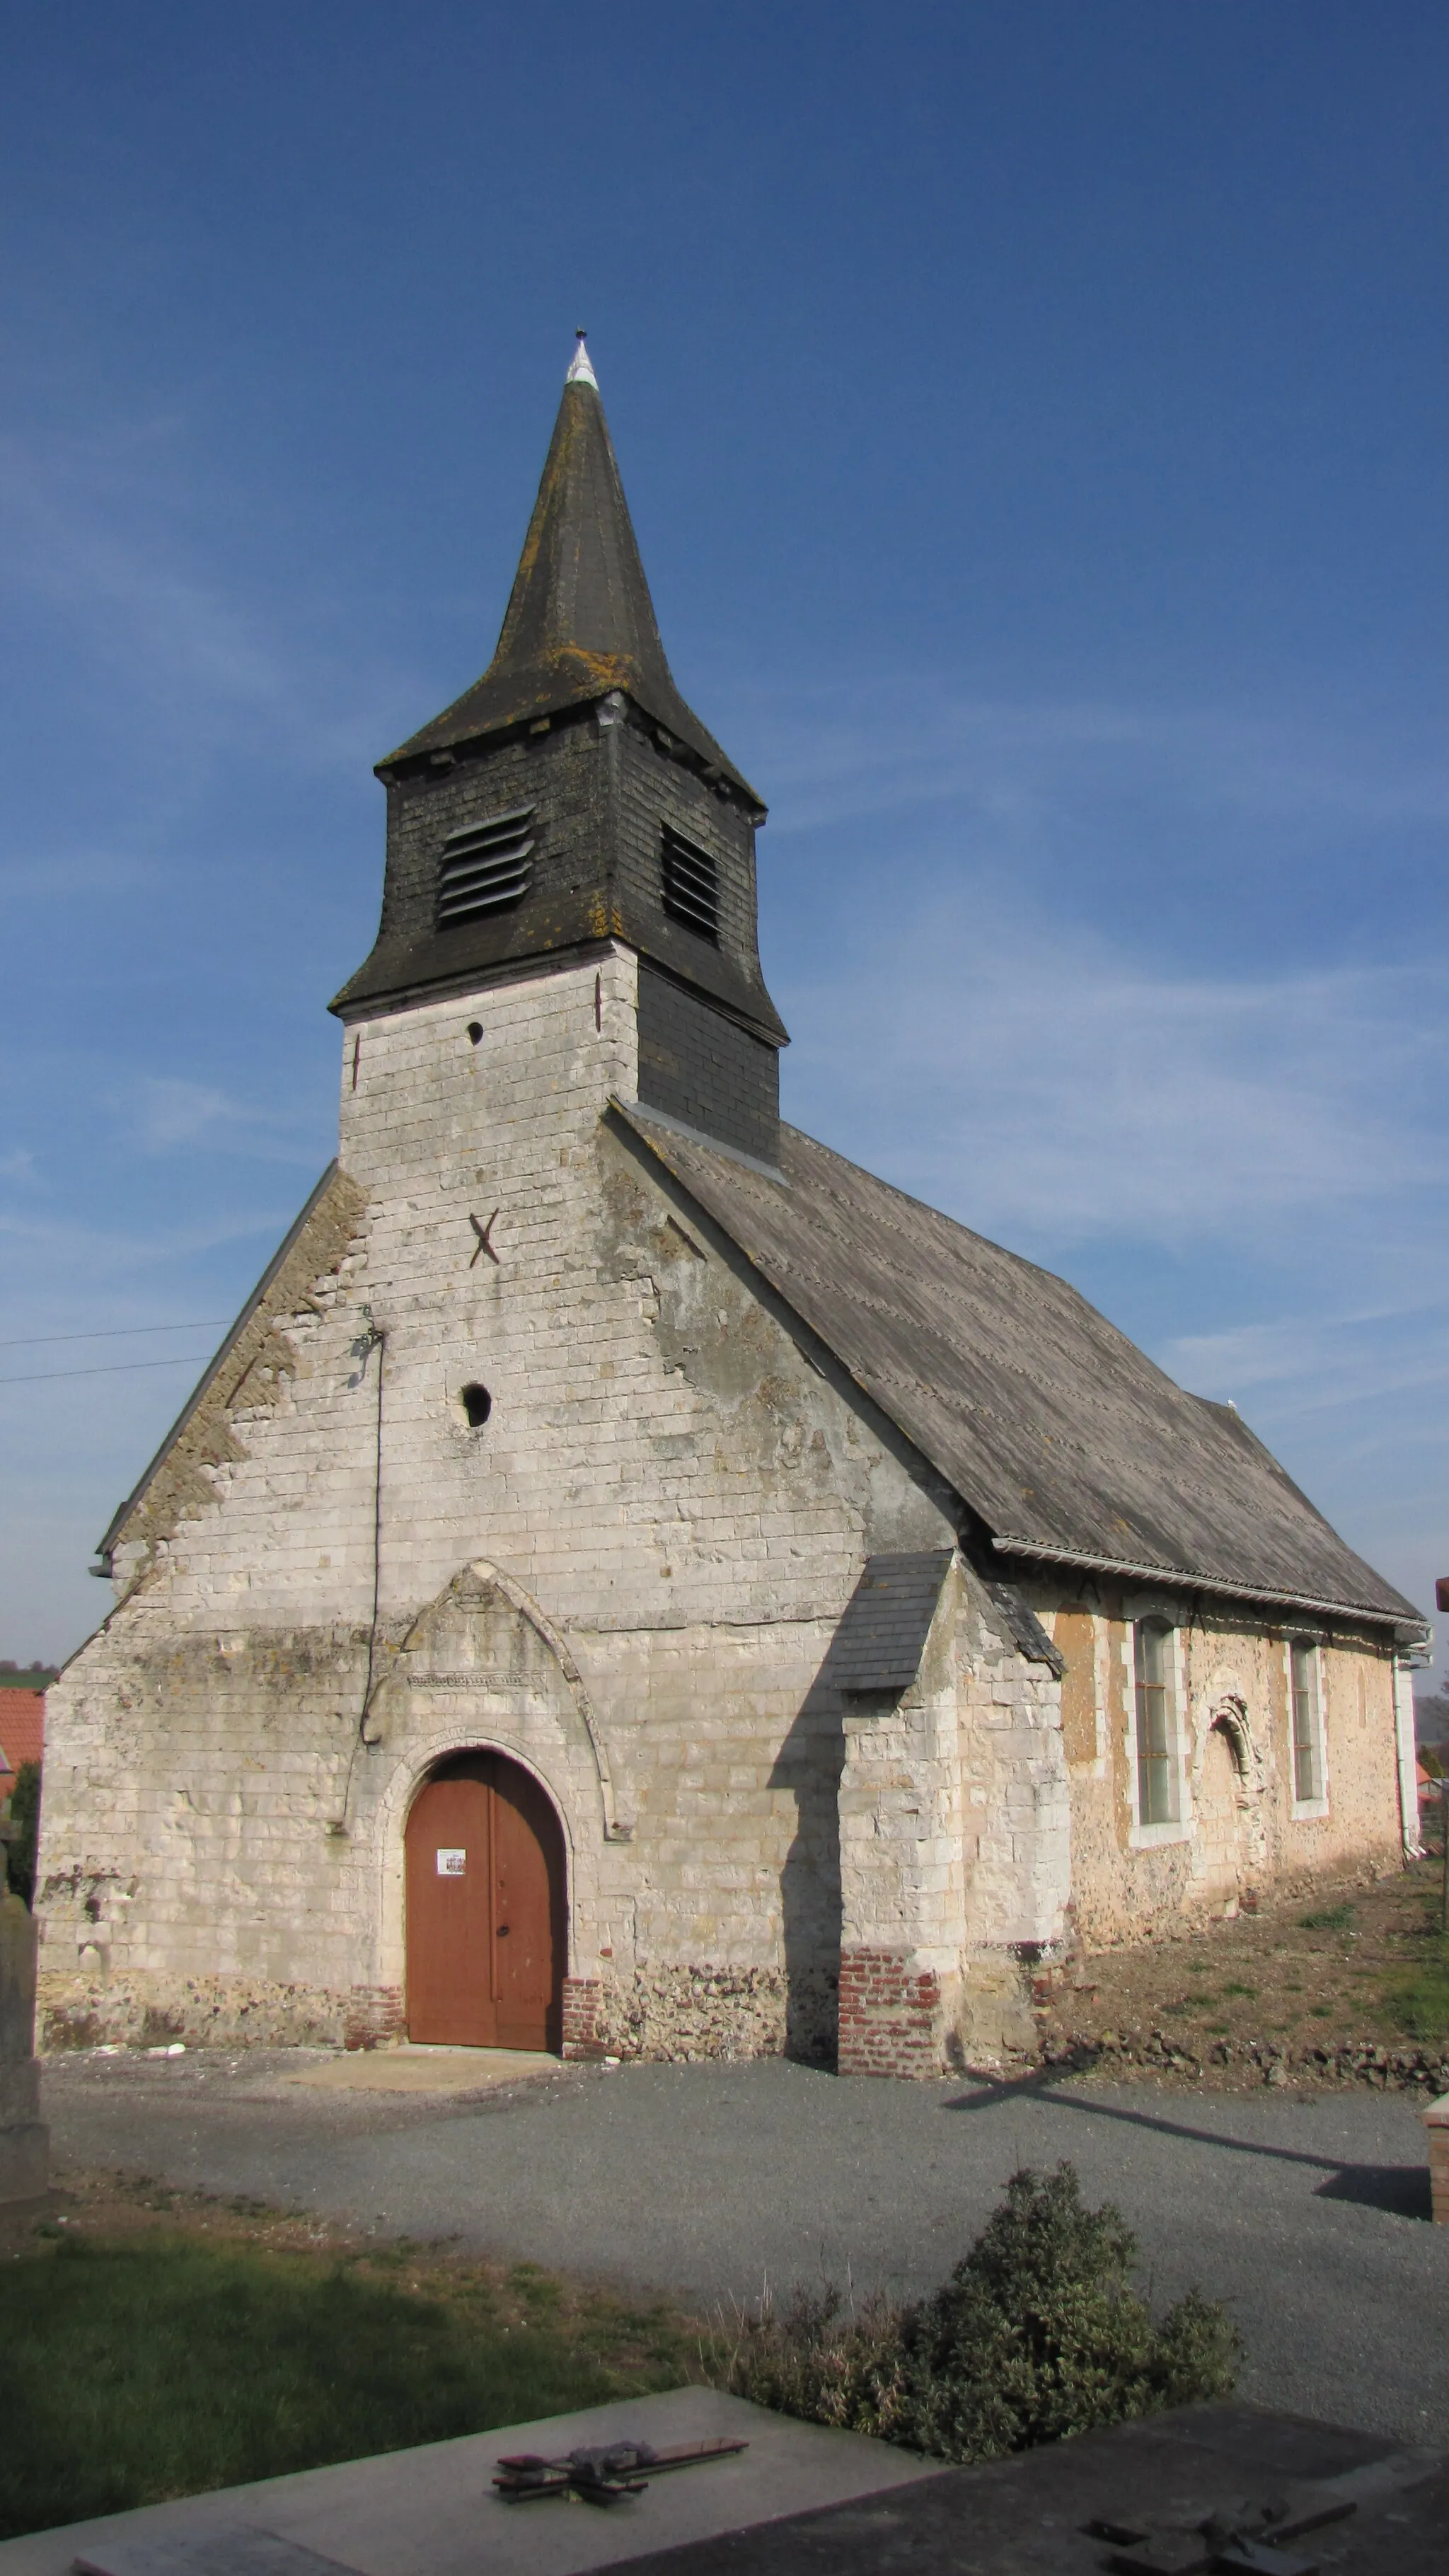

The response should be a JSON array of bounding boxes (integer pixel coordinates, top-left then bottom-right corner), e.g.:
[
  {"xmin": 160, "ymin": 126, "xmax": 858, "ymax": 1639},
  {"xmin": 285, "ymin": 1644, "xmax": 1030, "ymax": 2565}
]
[
  {"xmin": 826, "ymin": 1552, "xmax": 955, "ymax": 1692},
  {"xmin": 615, "ymin": 1104, "xmax": 1425, "ymax": 1634},
  {"xmin": 382, "ymin": 367, "xmax": 760, "ymax": 803}
]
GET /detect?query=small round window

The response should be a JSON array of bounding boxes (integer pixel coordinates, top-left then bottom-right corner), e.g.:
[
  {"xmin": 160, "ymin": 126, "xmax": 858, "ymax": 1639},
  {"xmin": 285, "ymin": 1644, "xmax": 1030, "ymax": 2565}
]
[{"xmin": 461, "ymin": 1382, "xmax": 492, "ymax": 1429}]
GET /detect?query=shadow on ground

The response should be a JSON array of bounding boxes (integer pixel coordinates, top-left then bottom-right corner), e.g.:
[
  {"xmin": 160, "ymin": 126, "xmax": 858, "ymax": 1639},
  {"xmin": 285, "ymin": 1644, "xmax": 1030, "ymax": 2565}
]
[{"xmin": 943, "ymin": 2070, "xmax": 1436, "ymax": 2222}]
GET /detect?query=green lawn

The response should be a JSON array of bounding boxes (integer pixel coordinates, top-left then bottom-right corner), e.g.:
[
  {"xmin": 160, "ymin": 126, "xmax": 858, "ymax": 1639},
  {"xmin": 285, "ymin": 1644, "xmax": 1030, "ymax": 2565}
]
[
  {"xmin": 1382, "ymin": 1929, "xmax": 1449, "ymax": 2045},
  {"xmin": 0, "ymin": 2229, "xmax": 694, "ymax": 2540}
]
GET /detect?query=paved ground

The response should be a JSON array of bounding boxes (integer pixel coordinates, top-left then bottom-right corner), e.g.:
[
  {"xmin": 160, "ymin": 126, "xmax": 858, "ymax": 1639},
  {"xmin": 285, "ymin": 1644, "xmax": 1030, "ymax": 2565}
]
[{"xmin": 41, "ymin": 2050, "xmax": 1449, "ymax": 2447}]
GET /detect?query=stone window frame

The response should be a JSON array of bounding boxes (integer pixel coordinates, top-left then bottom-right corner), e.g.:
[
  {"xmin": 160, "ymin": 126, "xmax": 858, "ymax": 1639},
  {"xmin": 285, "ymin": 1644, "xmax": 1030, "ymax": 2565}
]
[
  {"xmin": 1125, "ymin": 1603, "xmax": 1193, "ymax": 1849},
  {"xmin": 1286, "ymin": 1633, "xmax": 1330, "ymax": 1820}
]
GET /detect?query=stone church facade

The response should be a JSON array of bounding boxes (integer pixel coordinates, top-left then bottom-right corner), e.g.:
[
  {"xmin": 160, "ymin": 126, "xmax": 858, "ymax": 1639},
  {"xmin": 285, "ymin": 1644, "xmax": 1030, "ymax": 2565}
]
[{"xmin": 38, "ymin": 345, "xmax": 1428, "ymax": 2074}]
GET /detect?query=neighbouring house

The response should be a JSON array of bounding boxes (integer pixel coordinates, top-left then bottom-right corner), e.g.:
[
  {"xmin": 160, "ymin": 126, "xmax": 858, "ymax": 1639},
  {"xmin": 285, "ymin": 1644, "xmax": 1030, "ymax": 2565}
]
[
  {"xmin": 0, "ymin": 1682, "xmax": 46, "ymax": 1805},
  {"xmin": 37, "ymin": 345, "xmax": 1430, "ymax": 2075}
]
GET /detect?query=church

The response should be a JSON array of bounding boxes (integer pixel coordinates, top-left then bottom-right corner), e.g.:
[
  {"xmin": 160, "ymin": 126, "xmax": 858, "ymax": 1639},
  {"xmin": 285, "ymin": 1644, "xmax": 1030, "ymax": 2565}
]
[{"xmin": 38, "ymin": 344, "xmax": 1428, "ymax": 2074}]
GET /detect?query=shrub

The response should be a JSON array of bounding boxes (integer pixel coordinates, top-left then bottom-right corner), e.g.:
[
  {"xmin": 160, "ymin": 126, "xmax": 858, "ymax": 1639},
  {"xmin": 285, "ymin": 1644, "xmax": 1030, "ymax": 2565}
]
[
  {"xmin": 4, "ymin": 1762, "xmax": 40, "ymax": 1910},
  {"xmin": 723, "ymin": 2164, "xmax": 1240, "ymax": 2466}
]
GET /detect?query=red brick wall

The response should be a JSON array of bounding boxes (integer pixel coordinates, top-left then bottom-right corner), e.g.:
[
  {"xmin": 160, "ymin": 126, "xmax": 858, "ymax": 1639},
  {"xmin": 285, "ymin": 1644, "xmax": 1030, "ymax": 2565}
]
[
  {"xmin": 561, "ymin": 1975, "xmax": 604, "ymax": 2059},
  {"xmin": 837, "ymin": 1947, "xmax": 942, "ymax": 2079},
  {"xmin": 343, "ymin": 1986, "xmax": 406, "ymax": 2050}
]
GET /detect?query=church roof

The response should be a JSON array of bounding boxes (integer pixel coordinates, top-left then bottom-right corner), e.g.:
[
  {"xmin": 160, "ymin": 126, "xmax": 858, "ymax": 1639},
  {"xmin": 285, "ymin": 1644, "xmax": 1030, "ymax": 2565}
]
[
  {"xmin": 616, "ymin": 1104, "xmax": 1425, "ymax": 1635},
  {"xmin": 825, "ymin": 1552, "xmax": 956, "ymax": 1692},
  {"xmin": 381, "ymin": 342, "xmax": 761, "ymax": 803}
]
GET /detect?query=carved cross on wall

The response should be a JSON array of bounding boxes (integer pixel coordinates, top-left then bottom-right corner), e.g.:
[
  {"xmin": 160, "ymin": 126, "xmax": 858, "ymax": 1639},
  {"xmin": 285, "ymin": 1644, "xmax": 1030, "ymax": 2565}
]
[{"xmin": 469, "ymin": 1208, "xmax": 501, "ymax": 1268}]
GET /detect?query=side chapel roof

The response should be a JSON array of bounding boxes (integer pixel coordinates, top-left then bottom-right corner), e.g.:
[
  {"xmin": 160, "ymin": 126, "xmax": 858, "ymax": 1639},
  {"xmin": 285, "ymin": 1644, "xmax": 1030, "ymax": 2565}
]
[
  {"xmin": 381, "ymin": 340, "xmax": 760, "ymax": 802},
  {"xmin": 616, "ymin": 1104, "xmax": 1424, "ymax": 1634}
]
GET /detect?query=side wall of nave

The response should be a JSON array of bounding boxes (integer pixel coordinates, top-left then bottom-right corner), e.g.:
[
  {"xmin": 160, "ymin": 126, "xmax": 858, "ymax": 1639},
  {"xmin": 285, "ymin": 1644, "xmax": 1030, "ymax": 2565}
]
[{"xmin": 1037, "ymin": 1587, "xmax": 1409, "ymax": 1950}]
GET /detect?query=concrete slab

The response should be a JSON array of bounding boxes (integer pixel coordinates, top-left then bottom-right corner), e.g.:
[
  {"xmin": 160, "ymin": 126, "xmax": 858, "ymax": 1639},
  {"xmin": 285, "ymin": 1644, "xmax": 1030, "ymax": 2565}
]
[
  {"xmin": 0, "ymin": 2386, "xmax": 945, "ymax": 2576},
  {"xmin": 282, "ymin": 2048, "xmax": 560, "ymax": 2096},
  {"xmin": 593, "ymin": 2403, "xmax": 1449, "ymax": 2576}
]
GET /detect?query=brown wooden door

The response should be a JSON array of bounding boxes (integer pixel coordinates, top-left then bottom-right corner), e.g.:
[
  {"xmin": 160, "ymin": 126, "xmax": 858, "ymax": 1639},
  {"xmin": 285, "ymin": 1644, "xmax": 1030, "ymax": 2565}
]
[{"xmin": 404, "ymin": 1753, "xmax": 565, "ymax": 2050}]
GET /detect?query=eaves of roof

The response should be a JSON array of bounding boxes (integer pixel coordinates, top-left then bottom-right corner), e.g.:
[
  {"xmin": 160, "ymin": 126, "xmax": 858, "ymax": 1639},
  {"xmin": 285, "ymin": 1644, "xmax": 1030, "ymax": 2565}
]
[{"xmin": 611, "ymin": 1102, "xmax": 1426, "ymax": 1641}]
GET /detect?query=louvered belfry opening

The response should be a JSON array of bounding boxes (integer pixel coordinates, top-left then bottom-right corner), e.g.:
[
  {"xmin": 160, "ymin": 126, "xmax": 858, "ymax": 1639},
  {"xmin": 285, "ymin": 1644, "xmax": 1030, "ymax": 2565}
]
[
  {"xmin": 436, "ymin": 807, "xmax": 536, "ymax": 929},
  {"xmin": 660, "ymin": 821, "xmax": 720, "ymax": 942}
]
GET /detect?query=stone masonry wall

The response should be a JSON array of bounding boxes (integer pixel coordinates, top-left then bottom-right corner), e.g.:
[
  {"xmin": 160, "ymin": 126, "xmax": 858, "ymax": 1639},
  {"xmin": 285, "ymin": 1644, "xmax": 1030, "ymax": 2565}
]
[
  {"xmin": 838, "ymin": 1560, "xmax": 1071, "ymax": 2075},
  {"xmin": 1034, "ymin": 1583, "xmax": 1404, "ymax": 1951},
  {"xmin": 40, "ymin": 945, "xmax": 956, "ymax": 2052}
]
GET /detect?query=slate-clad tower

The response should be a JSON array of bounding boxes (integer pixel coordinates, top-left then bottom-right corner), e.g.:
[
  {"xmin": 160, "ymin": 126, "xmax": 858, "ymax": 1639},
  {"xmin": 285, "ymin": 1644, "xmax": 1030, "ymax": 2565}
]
[{"xmin": 334, "ymin": 340, "xmax": 787, "ymax": 1165}]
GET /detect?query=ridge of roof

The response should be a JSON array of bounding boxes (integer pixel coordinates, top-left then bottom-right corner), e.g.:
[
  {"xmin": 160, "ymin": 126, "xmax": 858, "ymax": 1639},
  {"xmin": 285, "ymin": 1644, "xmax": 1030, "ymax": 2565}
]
[
  {"xmin": 613, "ymin": 1102, "xmax": 1425, "ymax": 1634},
  {"xmin": 381, "ymin": 352, "xmax": 761, "ymax": 804}
]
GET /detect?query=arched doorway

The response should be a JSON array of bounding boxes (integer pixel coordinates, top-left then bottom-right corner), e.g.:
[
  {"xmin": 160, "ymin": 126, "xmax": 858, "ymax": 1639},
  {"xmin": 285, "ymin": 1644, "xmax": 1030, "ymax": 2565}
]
[
  {"xmin": 1197, "ymin": 1718, "xmax": 1245, "ymax": 1914},
  {"xmin": 405, "ymin": 1752, "xmax": 567, "ymax": 2050}
]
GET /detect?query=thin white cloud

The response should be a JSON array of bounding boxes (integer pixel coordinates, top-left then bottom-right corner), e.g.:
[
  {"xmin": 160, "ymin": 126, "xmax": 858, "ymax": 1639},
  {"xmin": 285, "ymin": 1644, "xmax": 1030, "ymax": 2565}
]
[
  {"xmin": 780, "ymin": 891, "xmax": 1449, "ymax": 1261},
  {"xmin": 125, "ymin": 1075, "xmax": 319, "ymax": 1161},
  {"xmin": 0, "ymin": 422, "xmax": 417, "ymax": 778},
  {"xmin": 733, "ymin": 674, "xmax": 1449, "ymax": 842}
]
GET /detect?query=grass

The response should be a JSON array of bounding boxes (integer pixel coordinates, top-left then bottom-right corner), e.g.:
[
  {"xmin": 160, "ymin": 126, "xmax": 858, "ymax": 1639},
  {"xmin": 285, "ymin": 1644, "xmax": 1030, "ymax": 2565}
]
[
  {"xmin": 0, "ymin": 2214, "xmax": 694, "ymax": 2541},
  {"xmin": 1038, "ymin": 1854, "xmax": 1449, "ymax": 2083},
  {"xmin": 1382, "ymin": 1931, "xmax": 1449, "ymax": 2046}
]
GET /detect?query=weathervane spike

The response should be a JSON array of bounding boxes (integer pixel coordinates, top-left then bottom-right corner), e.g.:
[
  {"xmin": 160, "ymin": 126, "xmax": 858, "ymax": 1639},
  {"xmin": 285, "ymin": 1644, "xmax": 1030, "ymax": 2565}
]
[{"xmin": 565, "ymin": 330, "xmax": 599, "ymax": 391}]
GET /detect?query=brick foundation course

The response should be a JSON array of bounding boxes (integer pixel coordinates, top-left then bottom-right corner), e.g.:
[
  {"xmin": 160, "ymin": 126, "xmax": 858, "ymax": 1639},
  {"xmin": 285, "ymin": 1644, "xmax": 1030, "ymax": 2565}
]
[
  {"xmin": 837, "ymin": 1947, "xmax": 943, "ymax": 2079},
  {"xmin": 560, "ymin": 1975, "xmax": 604, "ymax": 2059}
]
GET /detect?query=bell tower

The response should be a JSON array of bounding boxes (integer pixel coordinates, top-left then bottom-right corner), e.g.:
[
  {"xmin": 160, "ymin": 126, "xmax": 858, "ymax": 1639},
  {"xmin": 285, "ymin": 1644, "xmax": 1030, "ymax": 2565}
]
[{"xmin": 333, "ymin": 340, "xmax": 787, "ymax": 1164}]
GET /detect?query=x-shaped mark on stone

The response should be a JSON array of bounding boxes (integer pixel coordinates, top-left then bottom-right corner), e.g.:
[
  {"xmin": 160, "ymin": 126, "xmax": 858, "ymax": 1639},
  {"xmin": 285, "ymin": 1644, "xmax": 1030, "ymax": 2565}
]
[{"xmin": 469, "ymin": 1208, "xmax": 501, "ymax": 1268}]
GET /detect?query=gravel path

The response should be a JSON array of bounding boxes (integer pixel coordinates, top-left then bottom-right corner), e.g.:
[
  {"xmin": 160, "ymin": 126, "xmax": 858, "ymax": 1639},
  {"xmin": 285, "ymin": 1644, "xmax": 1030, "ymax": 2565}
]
[{"xmin": 42, "ymin": 2050, "xmax": 1449, "ymax": 2447}]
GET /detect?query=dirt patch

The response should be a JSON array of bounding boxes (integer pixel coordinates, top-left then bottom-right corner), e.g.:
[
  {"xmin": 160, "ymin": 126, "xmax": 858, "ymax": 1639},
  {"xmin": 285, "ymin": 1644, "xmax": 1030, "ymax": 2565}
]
[{"xmin": 1036, "ymin": 1847, "xmax": 1449, "ymax": 2093}]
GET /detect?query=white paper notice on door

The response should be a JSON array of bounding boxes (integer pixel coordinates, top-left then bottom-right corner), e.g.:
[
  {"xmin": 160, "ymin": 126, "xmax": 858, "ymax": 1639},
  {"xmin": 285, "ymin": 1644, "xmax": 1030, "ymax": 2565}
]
[{"xmin": 436, "ymin": 1847, "xmax": 467, "ymax": 1876}]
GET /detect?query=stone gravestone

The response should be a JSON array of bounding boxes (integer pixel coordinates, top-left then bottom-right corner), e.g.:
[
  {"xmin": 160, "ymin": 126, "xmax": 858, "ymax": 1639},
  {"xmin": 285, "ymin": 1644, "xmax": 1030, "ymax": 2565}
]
[{"xmin": 0, "ymin": 1813, "xmax": 50, "ymax": 2203}]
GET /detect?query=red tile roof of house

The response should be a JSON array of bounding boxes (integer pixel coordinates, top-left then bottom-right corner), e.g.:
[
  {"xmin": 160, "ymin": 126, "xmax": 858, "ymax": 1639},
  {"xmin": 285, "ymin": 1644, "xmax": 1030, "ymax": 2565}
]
[{"xmin": 0, "ymin": 1690, "xmax": 44, "ymax": 1791}]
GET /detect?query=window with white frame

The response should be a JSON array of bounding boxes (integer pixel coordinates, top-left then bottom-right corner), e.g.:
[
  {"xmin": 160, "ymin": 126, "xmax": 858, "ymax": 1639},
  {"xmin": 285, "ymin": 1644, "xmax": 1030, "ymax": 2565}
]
[
  {"xmin": 1133, "ymin": 1620, "xmax": 1179, "ymax": 1825},
  {"xmin": 1291, "ymin": 1639, "xmax": 1324, "ymax": 1805}
]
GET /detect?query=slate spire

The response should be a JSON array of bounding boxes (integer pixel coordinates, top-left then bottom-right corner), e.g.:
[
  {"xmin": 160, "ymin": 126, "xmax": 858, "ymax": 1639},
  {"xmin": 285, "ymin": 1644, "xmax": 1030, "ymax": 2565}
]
[{"xmin": 383, "ymin": 342, "xmax": 757, "ymax": 800}]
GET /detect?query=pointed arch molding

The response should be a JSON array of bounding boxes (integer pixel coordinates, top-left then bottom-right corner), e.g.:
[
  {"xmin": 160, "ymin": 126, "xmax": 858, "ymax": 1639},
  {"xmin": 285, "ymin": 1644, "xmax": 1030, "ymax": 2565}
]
[{"xmin": 396, "ymin": 1558, "xmax": 631, "ymax": 1842}]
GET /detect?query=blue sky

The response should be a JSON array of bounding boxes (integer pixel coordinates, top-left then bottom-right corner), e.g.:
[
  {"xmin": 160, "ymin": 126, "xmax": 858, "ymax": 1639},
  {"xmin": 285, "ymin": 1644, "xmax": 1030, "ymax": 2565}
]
[{"xmin": 3, "ymin": 1, "xmax": 1447, "ymax": 1665}]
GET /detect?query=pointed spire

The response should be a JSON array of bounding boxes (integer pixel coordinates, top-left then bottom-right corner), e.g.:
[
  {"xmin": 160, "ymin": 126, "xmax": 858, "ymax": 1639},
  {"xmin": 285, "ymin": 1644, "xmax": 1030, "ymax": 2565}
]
[
  {"xmin": 565, "ymin": 330, "xmax": 599, "ymax": 390},
  {"xmin": 383, "ymin": 347, "xmax": 757, "ymax": 799}
]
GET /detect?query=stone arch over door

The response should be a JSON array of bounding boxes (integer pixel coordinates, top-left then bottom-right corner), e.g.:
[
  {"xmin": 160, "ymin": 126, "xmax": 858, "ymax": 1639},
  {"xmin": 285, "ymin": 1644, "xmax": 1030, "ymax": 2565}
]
[{"xmin": 369, "ymin": 1561, "xmax": 615, "ymax": 2000}]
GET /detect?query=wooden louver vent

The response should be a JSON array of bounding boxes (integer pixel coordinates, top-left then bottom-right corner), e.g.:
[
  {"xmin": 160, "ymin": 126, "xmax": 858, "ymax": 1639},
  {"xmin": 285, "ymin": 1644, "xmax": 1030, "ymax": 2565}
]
[
  {"xmin": 437, "ymin": 807, "xmax": 535, "ymax": 928},
  {"xmin": 660, "ymin": 822, "xmax": 720, "ymax": 942}
]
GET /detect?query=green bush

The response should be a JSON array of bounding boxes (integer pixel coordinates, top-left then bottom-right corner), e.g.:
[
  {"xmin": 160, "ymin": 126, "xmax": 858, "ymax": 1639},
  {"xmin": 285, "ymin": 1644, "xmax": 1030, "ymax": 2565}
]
[
  {"xmin": 3, "ymin": 1762, "xmax": 40, "ymax": 1910},
  {"xmin": 724, "ymin": 2164, "xmax": 1240, "ymax": 2465}
]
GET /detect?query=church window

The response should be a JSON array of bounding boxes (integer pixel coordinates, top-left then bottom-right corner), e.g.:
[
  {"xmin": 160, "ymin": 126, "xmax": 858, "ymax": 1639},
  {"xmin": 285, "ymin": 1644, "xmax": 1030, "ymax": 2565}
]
[
  {"xmin": 460, "ymin": 1382, "xmax": 492, "ymax": 1429},
  {"xmin": 437, "ymin": 808, "xmax": 535, "ymax": 928},
  {"xmin": 661, "ymin": 822, "xmax": 720, "ymax": 942},
  {"xmin": 1291, "ymin": 1640, "xmax": 1324, "ymax": 1805},
  {"xmin": 1133, "ymin": 1620, "xmax": 1178, "ymax": 1825}
]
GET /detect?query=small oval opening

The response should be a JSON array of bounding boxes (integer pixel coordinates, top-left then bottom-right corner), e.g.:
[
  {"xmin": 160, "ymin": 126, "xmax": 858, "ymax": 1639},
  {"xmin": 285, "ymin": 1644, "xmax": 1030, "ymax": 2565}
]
[
  {"xmin": 466, "ymin": 1022, "xmax": 483, "ymax": 1046},
  {"xmin": 461, "ymin": 1382, "xmax": 492, "ymax": 1429}
]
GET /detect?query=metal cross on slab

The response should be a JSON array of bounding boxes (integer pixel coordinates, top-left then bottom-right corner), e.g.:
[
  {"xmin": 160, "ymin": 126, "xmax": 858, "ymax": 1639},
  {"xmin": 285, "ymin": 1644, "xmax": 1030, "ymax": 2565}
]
[{"xmin": 469, "ymin": 1209, "xmax": 501, "ymax": 1268}]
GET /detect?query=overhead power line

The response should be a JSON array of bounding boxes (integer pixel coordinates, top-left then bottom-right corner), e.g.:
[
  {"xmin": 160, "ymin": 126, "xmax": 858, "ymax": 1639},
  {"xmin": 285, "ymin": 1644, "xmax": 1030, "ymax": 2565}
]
[
  {"xmin": 0, "ymin": 1321, "xmax": 227, "ymax": 1350},
  {"xmin": 0, "ymin": 1355, "xmax": 216, "ymax": 1388}
]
